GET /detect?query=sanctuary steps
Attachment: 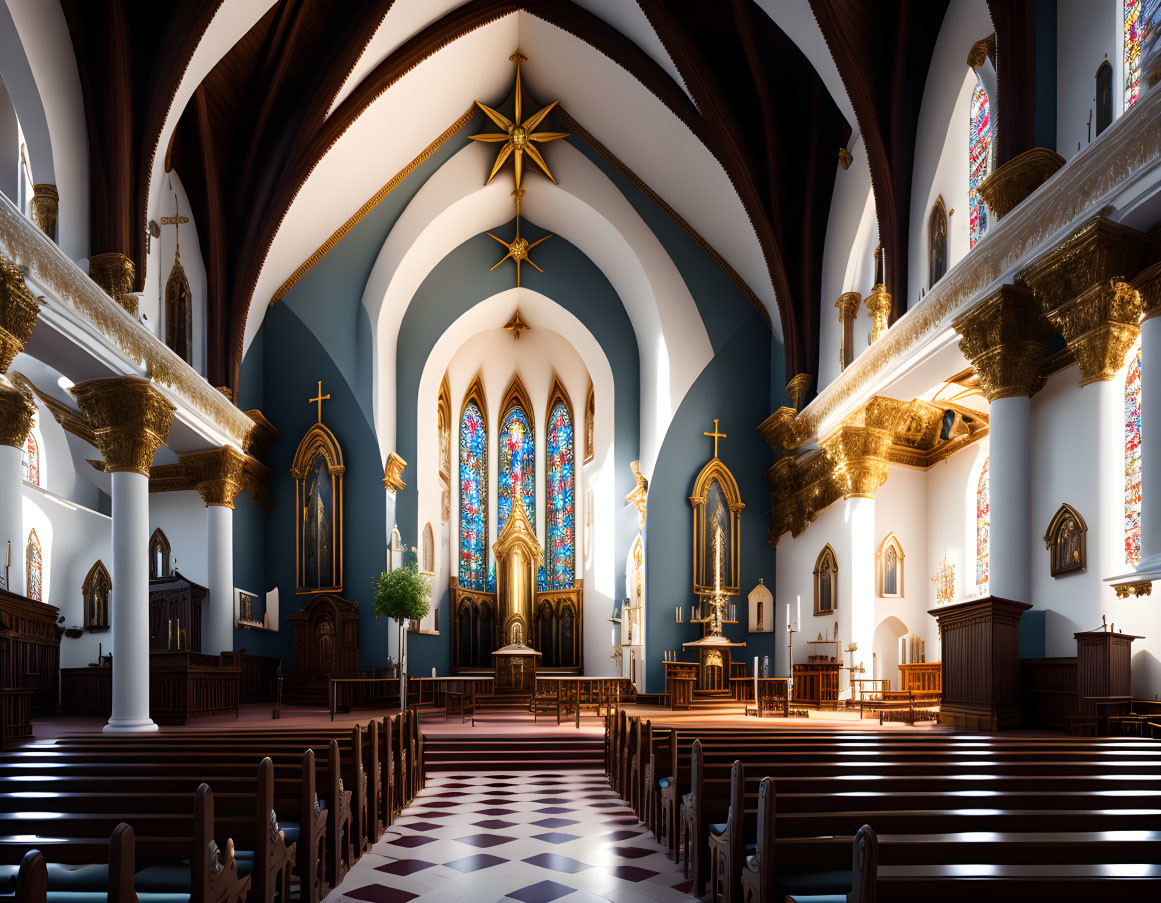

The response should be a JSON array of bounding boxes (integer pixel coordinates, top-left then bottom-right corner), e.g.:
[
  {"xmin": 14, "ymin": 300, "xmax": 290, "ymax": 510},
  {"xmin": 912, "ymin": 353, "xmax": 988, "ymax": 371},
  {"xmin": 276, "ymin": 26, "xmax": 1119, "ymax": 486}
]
[{"xmin": 423, "ymin": 734, "xmax": 603, "ymax": 773}]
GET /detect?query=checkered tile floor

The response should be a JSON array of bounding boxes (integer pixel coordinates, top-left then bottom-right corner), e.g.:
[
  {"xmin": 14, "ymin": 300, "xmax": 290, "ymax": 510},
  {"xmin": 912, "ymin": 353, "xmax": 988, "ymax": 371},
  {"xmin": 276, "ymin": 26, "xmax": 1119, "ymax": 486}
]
[{"xmin": 327, "ymin": 771, "xmax": 698, "ymax": 903}]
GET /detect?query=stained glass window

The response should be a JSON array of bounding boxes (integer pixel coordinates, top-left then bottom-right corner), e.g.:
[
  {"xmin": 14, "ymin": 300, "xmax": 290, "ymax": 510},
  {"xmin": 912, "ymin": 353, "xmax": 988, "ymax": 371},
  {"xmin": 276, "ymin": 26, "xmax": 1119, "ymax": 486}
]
[
  {"xmin": 976, "ymin": 456, "xmax": 990, "ymax": 591},
  {"xmin": 26, "ymin": 530, "xmax": 42, "ymax": 602},
  {"xmin": 545, "ymin": 400, "xmax": 575, "ymax": 588},
  {"xmin": 969, "ymin": 83, "xmax": 993, "ymax": 249},
  {"xmin": 1126, "ymin": 0, "xmax": 1145, "ymax": 109},
  {"xmin": 498, "ymin": 405, "xmax": 535, "ymax": 536},
  {"xmin": 459, "ymin": 401, "xmax": 488, "ymax": 590},
  {"xmin": 22, "ymin": 433, "xmax": 39, "ymax": 486},
  {"xmin": 1126, "ymin": 348, "xmax": 1143, "ymax": 566}
]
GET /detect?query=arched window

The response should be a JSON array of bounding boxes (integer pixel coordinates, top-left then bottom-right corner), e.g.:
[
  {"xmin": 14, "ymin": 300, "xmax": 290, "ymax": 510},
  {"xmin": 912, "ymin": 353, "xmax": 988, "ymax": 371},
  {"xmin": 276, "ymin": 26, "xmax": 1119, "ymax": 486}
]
[
  {"xmin": 928, "ymin": 197, "xmax": 948, "ymax": 287},
  {"xmin": 421, "ymin": 522, "xmax": 434, "ymax": 573},
  {"xmin": 545, "ymin": 387, "xmax": 575, "ymax": 589},
  {"xmin": 165, "ymin": 248, "xmax": 193, "ymax": 365},
  {"xmin": 1126, "ymin": 348, "xmax": 1143, "ymax": 566},
  {"xmin": 814, "ymin": 545, "xmax": 837, "ymax": 615},
  {"xmin": 83, "ymin": 560, "xmax": 111, "ymax": 630},
  {"xmin": 1125, "ymin": 0, "xmax": 1146, "ymax": 109},
  {"xmin": 459, "ymin": 390, "xmax": 488, "ymax": 591},
  {"xmin": 968, "ymin": 83, "xmax": 994, "ymax": 249},
  {"xmin": 498, "ymin": 380, "xmax": 535, "ymax": 537},
  {"xmin": 149, "ymin": 528, "xmax": 171, "ymax": 579},
  {"xmin": 22, "ymin": 433, "xmax": 39, "ymax": 486},
  {"xmin": 25, "ymin": 530, "xmax": 42, "ymax": 602},
  {"xmin": 1097, "ymin": 60, "xmax": 1114, "ymax": 136},
  {"xmin": 878, "ymin": 533, "xmax": 905, "ymax": 598},
  {"xmin": 976, "ymin": 456, "xmax": 990, "ymax": 591}
]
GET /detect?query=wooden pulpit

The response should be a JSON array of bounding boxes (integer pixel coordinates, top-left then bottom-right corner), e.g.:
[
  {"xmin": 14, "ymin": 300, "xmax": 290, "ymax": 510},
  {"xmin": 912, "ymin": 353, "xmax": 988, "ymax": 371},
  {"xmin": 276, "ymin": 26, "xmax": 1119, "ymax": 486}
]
[
  {"xmin": 929, "ymin": 595, "xmax": 1031, "ymax": 730},
  {"xmin": 1074, "ymin": 629, "xmax": 1141, "ymax": 717}
]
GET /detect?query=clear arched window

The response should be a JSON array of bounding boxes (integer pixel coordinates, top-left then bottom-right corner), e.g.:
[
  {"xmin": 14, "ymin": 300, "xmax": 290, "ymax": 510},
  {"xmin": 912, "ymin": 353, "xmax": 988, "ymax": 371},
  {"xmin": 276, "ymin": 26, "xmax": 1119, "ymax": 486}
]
[
  {"xmin": 1126, "ymin": 348, "xmax": 1143, "ymax": 565},
  {"xmin": 969, "ymin": 83, "xmax": 994, "ymax": 249},
  {"xmin": 149, "ymin": 528, "xmax": 171, "ymax": 579},
  {"xmin": 26, "ymin": 529, "xmax": 42, "ymax": 602},
  {"xmin": 459, "ymin": 400, "xmax": 488, "ymax": 590},
  {"xmin": 22, "ymin": 433, "xmax": 39, "ymax": 486},
  {"xmin": 545, "ymin": 398, "xmax": 575, "ymax": 588},
  {"xmin": 498, "ymin": 404, "xmax": 535, "ymax": 536},
  {"xmin": 1125, "ymin": 0, "xmax": 1146, "ymax": 108},
  {"xmin": 976, "ymin": 456, "xmax": 990, "ymax": 591},
  {"xmin": 83, "ymin": 560, "xmax": 111, "ymax": 630}
]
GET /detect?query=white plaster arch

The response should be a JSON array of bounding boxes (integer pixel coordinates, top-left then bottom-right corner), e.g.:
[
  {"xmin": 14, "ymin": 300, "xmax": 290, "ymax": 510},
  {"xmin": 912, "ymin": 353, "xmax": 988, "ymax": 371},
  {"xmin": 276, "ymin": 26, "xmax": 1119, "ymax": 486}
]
[{"xmin": 362, "ymin": 137, "xmax": 712, "ymax": 477}]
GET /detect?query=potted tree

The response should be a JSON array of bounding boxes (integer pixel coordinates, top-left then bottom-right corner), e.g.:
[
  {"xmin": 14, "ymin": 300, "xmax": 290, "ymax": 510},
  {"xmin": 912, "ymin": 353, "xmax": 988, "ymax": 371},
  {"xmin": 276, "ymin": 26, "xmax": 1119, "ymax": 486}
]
[{"xmin": 372, "ymin": 554, "xmax": 431, "ymax": 709}]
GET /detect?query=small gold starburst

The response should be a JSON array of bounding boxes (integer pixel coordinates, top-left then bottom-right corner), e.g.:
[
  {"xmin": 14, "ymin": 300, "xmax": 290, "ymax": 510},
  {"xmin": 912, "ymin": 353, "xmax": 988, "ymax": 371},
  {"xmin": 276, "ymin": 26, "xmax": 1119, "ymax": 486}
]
[
  {"xmin": 470, "ymin": 51, "xmax": 568, "ymax": 190},
  {"xmin": 487, "ymin": 200, "xmax": 551, "ymax": 286}
]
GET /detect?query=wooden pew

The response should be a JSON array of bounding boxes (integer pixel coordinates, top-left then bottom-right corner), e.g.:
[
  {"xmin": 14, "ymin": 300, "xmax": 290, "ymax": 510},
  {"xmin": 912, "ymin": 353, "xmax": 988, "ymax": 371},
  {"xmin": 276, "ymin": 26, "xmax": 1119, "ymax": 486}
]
[
  {"xmin": 12, "ymin": 850, "xmax": 45, "ymax": 903},
  {"xmin": 0, "ymin": 823, "xmax": 135, "ymax": 903}
]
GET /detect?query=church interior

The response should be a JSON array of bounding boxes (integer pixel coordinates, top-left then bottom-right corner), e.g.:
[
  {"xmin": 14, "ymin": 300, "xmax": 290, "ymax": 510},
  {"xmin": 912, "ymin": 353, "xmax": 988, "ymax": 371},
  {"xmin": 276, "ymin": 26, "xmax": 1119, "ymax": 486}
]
[{"xmin": 3, "ymin": 0, "xmax": 1161, "ymax": 899}]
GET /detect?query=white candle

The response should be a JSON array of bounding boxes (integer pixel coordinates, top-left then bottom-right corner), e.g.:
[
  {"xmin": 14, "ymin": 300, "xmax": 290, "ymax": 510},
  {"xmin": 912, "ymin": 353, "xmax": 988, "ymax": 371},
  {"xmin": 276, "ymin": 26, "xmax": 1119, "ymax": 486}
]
[{"xmin": 796, "ymin": 597, "xmax": 801, "ymax": 630}]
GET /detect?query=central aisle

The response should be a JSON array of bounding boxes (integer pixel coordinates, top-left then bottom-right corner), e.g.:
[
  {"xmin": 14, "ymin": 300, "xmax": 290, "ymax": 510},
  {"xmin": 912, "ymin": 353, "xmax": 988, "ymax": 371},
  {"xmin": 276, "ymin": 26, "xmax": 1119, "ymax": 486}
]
[{"xmin": 328, "ymin": 769, "xmax": 698, "ymax": 903}]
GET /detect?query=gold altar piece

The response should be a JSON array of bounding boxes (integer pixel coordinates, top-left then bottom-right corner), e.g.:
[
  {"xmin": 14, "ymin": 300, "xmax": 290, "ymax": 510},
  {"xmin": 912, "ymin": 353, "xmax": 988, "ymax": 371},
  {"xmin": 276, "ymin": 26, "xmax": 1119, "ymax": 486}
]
[
  {"xmin": 292, "ymin": 382, "xmax": 344, "ymax": 594},
  {"xmin": 493, "ymin": 495, "xmax": 542, "ymax": 647},
  {"xmin": 690, "ymin": 420, "xmax": 744, "ymax": 596}
]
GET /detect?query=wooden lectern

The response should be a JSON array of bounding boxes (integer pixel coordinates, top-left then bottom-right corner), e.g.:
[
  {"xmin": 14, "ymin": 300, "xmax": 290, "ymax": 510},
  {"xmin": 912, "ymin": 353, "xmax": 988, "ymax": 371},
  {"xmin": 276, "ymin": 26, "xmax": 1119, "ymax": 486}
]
[
  {"xmin": 1074, "ymin": 629, "xmax": 1141, "ymax": 718},
  {"xmin": 929, "ymin": 595, "xmax": 1031, "ymax": 730}
]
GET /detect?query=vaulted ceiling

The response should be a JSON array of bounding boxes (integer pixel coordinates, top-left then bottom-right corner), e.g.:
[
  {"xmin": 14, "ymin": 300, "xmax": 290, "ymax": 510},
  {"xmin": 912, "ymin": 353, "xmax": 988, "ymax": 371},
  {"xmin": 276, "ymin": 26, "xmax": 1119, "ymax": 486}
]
[{"xmin": 57, "ymin": 0, "xmax": 1038, "ymax": 397}]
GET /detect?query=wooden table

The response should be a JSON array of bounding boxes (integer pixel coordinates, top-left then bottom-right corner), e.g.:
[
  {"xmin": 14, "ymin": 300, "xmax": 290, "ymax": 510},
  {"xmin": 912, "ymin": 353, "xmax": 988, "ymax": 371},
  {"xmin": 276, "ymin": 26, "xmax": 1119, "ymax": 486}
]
[
  {"xmin": 329, "ymin": 677, "xmax": 397, "ymax": 721},
  {"xmin": 413, "ymin": 676, "xmax": 494, "ymax": 725}
]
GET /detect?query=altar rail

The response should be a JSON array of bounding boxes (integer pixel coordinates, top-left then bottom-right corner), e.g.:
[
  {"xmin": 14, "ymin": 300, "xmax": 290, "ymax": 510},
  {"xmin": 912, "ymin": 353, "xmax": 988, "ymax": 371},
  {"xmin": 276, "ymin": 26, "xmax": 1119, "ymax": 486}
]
[{"xmin": 898, "ymin": 662, "xmax": 941, "ymax": 694}]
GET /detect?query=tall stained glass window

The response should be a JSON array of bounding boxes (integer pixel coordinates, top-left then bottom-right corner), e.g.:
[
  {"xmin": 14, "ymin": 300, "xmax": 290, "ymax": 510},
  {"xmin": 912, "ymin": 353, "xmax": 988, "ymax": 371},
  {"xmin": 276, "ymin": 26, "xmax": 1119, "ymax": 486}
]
[
  {"xmin": 545, "ymin": 399, "xmax": 575, "ymax": 588},
  {"xmin": 26, "ymin": 530, "xmax": 42, "ymax": 602},
  {"xmin": 969, "ymin": 83, "xmax": 994, "ymax": 249},
  {"xmin": 1126, "ymin": 348, "xmax": 1143, "ymax": 566},
  {"xmin": 459, "ymin": 401, "xmax": 488, "ymax": 590},
  {"xmin": 498, "ymin": 405, "xmax": 535, "ymax": 536},
  {"xmin": 22, "ymin": 433, "xmax": 39, "ymax": 486},
  {"xmin": 1126, "ymin": 0, "xmax": 1146, "ymax": 108},
  {"xmin": 976, "ymin": 456, "xmax": 990, "ymax": 591}
]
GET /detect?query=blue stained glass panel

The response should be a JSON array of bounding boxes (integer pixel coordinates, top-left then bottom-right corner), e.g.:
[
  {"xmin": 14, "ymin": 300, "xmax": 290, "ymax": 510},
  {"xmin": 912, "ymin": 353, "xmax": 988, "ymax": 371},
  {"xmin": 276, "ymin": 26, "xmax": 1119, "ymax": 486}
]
[
  {"xmin": 546, "ymin": 400, "xmax": 575, "ymax": 588},
  {"xmin": 498, "ymin": 405, "xmax": 535, "ymax": 536},
  {"xmin": 1126, "ymin": 349, "xmax": 1142, "ymax": 566},
  {"xmin": 459, "ymin": 402, "xmax": 487, "ymax": 590}
]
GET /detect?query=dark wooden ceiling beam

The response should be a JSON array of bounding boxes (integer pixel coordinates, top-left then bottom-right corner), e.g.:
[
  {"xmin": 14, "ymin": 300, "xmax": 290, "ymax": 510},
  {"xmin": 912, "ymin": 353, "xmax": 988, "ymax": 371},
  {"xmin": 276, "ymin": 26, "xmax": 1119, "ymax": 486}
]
[{"xmin": 987, "ymin": 0, "xmax": 1039, "ymax": 166}]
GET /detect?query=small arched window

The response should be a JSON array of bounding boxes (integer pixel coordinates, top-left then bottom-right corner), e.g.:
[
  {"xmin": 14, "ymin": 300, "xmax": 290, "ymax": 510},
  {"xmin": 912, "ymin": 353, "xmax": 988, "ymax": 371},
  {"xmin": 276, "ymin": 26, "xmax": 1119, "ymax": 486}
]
[
  {"xmin": 976, "ymin": 456, "xmax": 990, "ymax": 591},
  {"xmin": 421, "ymin": 522, "xmax": 434, "ymax": 573},
  {"xmin": 1097, "ymin": 60, "xmax": 1114, "ymax": 136},
  {"xmin": 878, "ymin": 533, "xmax": 905, "ymax": 598},
  {"xmin": 928, "ymin": 198, "xmax": 948, "ymax": 287},
  {"xmin": 22, "ymin": 433, "xmax": 39, "ymax": 486},
  {"xmin": 1126, "ymin": 348, "xmax": 1142, "ymax": 565},
  {"xmin": 25, "ymin": 529, "xmax": 42, "ymax": 602},
  {"xmin": 83, "ymin": 560, "xmax": 111, "ymax": 630},
  {"xmin": 969, "ymin": 83, "xmax": 994, "ymax": 249},
  {"xmin": 149, "ymin": 528, "xmax": 171, "ymax": 579},
  {"xmin": 1044, "ymin": 504, "xmax": 1088, "ymax": 578},
  {"xmin": 814, "ymin": 545, "xmax": 838, "ymax": 615}
]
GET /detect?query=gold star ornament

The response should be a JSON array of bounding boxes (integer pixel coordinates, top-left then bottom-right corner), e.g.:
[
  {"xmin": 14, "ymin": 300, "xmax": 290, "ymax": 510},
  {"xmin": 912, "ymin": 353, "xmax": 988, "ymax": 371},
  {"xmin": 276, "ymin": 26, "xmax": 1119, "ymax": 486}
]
[
  {"xmin": 471, "ymin": 51, "xmax": 568, "ymax": 190},
  {"xmin": 487, "ymin": 205, "xmax": 551, "ymax": 287},
  {"xmin": 503, "ymin": 309, "xmax": 531, "ymax": 340}
]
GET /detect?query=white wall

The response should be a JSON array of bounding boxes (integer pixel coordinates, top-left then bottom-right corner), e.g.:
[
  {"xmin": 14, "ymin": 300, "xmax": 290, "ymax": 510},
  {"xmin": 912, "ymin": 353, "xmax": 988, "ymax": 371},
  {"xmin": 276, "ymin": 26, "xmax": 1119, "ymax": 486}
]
[
  {"xmin": 1057, "ymin": 0, "xmax": 1120, "ymax": 162},
  {"xmin": 873, "ymin": 466, "xmax": 932, "ymax": 676}
]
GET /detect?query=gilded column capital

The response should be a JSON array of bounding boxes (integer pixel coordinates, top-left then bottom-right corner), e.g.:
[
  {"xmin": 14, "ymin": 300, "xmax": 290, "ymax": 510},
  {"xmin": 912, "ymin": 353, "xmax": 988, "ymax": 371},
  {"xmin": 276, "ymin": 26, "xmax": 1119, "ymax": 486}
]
[
  {"xmin": 967, "ymin": 33, "xmax": 995, "ymax": 69},
  {"xmin": 976, "ymin": 148, "xmax": 1065, "ymax": 221},
  {"xmin": 30, "ymin": 185, "xmax": 59, "ymax": 240},
  {"xmin": 88, "ymin": 252, "xmax": 138, "ymax": 317},
  {"xmin": 1133, "ymin": 259, "xmax": 1161, "ymax": 322},
  {"xmin": 864, "ymin": 286, "xmax": 891, "ymax": 343},
  {"xmin": 1021, "ymin": 216, "xmax": 1148, "ymax": 385},
  {"xmin": 786, "ymin": 373, "xmax": 814, "ymax": 412},
  {"xmin": 72, "ymin": 377, "xmax": 175, "ymax": 476},
  {"xmin": 382, "ymin": 452, "xmax": 407, "ymax": 492},
  {"xmin": 182, "ymin": 446, "xmax": 248, "ymax": 508},
  {"xmin": 0, "ymin": 256, "xmax": 41, "ymax": 375},
  {"xmin": 835, "ymin": 291, "xmax": 860, "ymax": 321},
  {"xmin": 953, "ymin": 284, "xmax": 1055, "ymax": 400},
  {"xmin": 243, "ymin": 409, "xmax": 279, "ymax": 460},
  {"xmin": 824, "ymin": 396, "xmax": 908, "ymax": 499},
  {"xmin": 758, "ymin": 405, "xmax": 809, "ymax": 455},
  {"xmin": 0, "ymin": 379, "xmax": 36, "ymax": 448}
]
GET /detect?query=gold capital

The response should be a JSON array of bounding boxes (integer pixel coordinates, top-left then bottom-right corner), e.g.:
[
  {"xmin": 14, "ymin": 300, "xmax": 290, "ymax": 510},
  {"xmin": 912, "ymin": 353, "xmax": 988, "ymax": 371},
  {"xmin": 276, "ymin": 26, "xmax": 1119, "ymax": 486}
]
[
  {"xmin": 72, "ymin": 377, "xmax": 175, "ymax": 475},
  {"xmin": 182, "ymin": 446, "xmax": 248, "ymax": 508},
  {"xmin": 786, "ymin": 373, "xmax": 815, "ymax": 412},
  {"xmin": 382, "ymin": 452, "xmax": 407, "ymax": 492},
  {"xmin": 88, "ymin": 252, "xmax": 138, "ymax": 316},
  {"xmin": 954, "ymin": 284, "xmax": 1055, "ymax": 400},
  {"xmin": 0, "ymin": 256, "xmax": 40, "ymax": 375},
  {"xmin": 0, "ymin": 379, "xmax": 36, "ymax": 449},
  {"xmin": 835, "ymin": 291, "xmax": 860, "ymax": 321},
  {"xmin": 976, "ymin": 148, "xmax": 1065, "ymax": 221},
  {"xmin": 864, "ymin": 286, "xmax": 891, "ymax": 343},
  {"xmin": 30, "ymin": 184, "xmax": 58, "ymax": 241}
]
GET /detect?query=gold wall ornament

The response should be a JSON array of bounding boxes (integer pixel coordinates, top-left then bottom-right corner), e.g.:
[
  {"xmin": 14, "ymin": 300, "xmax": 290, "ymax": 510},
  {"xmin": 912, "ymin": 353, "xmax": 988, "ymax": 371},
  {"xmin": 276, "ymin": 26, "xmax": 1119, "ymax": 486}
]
[
  {"xmin": 0, "ymin": 378, "xmax": 36, "ymax": 448},
  {"xmin": 1112, "ymin": 580, "xmax": 1153, "ymax": 599},
  {"xmin": 1133, "ymin": 258, "xmax": 1161, "ymax": 321},
  {"xmin": 976, "ymin": 148, "xmax": 1066, "ymax": 221},
  {"xmin": 838, "ymin": 147, "xmax": 853, "ymax": 170},
  {"xmin": 0, "ymin": 256, "xmax": 40, "ymax": 375},
  {"xmin": 182, "ymin": 445, "xmax": 248, "ymax": 509},
  {"xmin": 308, "ymin": 380, "xmax": 331, "ymax": 424},
  {"xmin": 492, "ymin": 494, "xmax": 543, "ymax": 646},
  {"xmin": 29, "ymin": 185, "xmax": 58, "ymax": 240},
  {"xmin": 291, "ymin": 420, "xmax": 345, "ymax": 594},
  {"xmin": 471, "ymin": 51, "xmax": 568, "ymax": 190},
  {"xmin": 382, "ymin": 452, "xmax": 407, "ymax": 492},
  {"xmin": 1021, "ymin": 216, "xmax": 1148, "ymax": 385},
  {"xmin": 489, "ymin": 196, "xmax": 551, "ymax": 286},
  {"xmin": 953, "ymin": 284, "xmax": 1055, "ymax": 400},
  {"xmin": 786, "ymin": 373, "xmax": 815, "ymax": 412},
  {"xmin": 503, "ymin": 307, "xmax": 531, "ymax": 339},
  {"xmin": 71, "ymin": 376, "xmax": 176, "ymax": 476},
  {"xmin": 88, "ymin": 252, "xmax": 138, "ymax": 316},
  {"xmin": 864, "ymin": 285, "xmax": 891, "ymax": 343},
  {"xmin": 626, "ymin": 460, "xmax": 649, "ymax": 531},
  {"xmin": 967, "ymin": 33, "xmax": 996, "ymax": 70},
  {"xmin": 835, "ymin": 292, "xmax": 860, "ymax": 371},
  {"xmin": 243, "ymin": 409, "xmax": 279, "ymax": 461},
  {"xmin": 690, "ymin": 437, "xmax": 744, "ymax": 597},
  {"xmin": 703, "ymin": 418, "xmax": 727, "ymax": 459},
  {"xmin": 931, "ymin": 551, "xmax": 955, "ymax": 606}
]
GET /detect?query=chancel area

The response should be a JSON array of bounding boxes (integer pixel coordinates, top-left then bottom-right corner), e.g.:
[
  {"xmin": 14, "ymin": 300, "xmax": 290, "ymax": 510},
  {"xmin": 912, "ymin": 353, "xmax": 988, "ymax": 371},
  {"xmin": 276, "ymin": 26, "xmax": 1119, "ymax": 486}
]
[{"xmin": 3, "ymin": 1, "xmax": 1161, "ymax": 900}]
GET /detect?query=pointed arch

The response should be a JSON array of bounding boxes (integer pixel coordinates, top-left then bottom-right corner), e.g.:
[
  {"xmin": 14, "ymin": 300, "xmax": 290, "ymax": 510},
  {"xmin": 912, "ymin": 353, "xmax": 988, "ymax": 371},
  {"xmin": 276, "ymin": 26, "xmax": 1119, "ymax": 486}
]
[
  {"xmin": 437, "ymin": 373, "xmax": 452, "ymax": 484},
  {"xmin": 584, "ymin": 380, "xmax": 595, "ymax": 464},
  {"xmin": 149, "ymin": 528, "xmax": 172, "ymax": 579},
  {"xmin": 497, "ymin": 373, "xmax": 535, "ymax": 539},
  {"xmin": 545, "ymin": 375, "xmax": 575, "ymax": 589},
  {"xmin": 1044, "ymin": 503, "xmax": 1088, "ymax": 578},
  {"xmin": 976, "ymin": 456, "xmax": 990, "ymax": 590},
  {"xmin": 928, "ymin": 195, "xmax": 947, "ymax": 288},
  {"xmin": 82, "ymin": 560, "xmax": 111, "ymax": 630},
  {"xmin": 1126, "ymin": 347, "xmax": 1142, "ymax": 565},
  {"xmin": 291, "ymin": 422, "xmax": 345, "ymax": 593},
  {"xmin": 690, "ymin": 457, "xmax": 744, "ymax": 595},
  {"xmin": 22, "ymin": 432, "xmax": 39, "ymax": 487},
  {"xmin": 459, "ymin": 371, "xmax": 488, "ymax": 591},
  {"xmin": 813, "ymin": 544, "xmax": 837, "ymax": 615},
  {"xmin": 25, "ymin": 529, "xmax": 42, "ymax": 602},
  {"xmin": 877, "ymin": 532, "xmax": 905, "ymax": 598},
  {"xmin": 421, "ymin": 522, "xmax": 434, "ymax": 574}
]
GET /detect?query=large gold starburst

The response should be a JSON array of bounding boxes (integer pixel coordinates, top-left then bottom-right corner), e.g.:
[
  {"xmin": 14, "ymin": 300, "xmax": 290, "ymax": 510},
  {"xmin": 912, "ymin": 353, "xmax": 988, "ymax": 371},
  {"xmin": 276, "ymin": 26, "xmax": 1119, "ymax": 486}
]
[{"xmin": 471, "ymin": 51, "xmax": 568, "ymax": 190}]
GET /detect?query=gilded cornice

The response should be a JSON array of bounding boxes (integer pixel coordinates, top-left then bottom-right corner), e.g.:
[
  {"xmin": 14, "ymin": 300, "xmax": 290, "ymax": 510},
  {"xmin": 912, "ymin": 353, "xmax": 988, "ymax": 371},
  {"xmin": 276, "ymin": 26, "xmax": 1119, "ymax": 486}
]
[
  {"xmin": 88, "ymin": 252, "xmax": 138, "ymax": 317},
  {"xmin": 786, "ymin": 373, "xmax": 814, "ymax": 412},
  {"xmin": 790, "ymin": 80, "xmax": 1161, "ymax": 442},
  {"xmin": 244, "ymin": 409, "xmax": 279, "ymax": 460},
  {"xmin": 182, "ymin": 446, "xmax": 248, "ymax": 509},
  {"xmin": 0, "ymin": 256, "xmax": 40, "ymax": 375},
  {"xmin": 8, "ymin": 371, "xmax": 94, "ymax": 445},
  {"xmin": 148, "ymin": 449, "xmax": 274, "ymax": 513},
  {"xmin": 976, "ymin": 148, "xmax": 1065, "ymax": 220},
  {"xmin": 382, "ymin": 452, "xmax": 407, "ymax": 492},
  {"xmin": 1021, "ymin": 216, "xmax": 1148, "ymax": 385},
  {"xmin": 1132, "ymin": 259, "xmax": 1161, "ymax": 321},
  {"xmin": 0, "ymin": 378, "xmax": 36, "ymax": 448},
  {"xmin": 954, "ymin": 284, "xmax": 1055, "ymax": 400},
  {"xmin": 758, "ymin": 405, "xmax": 810, "ymax": 456},
  {"xmin": 71, "ymin": 377, "xmax": 176, "ymax": 476}
]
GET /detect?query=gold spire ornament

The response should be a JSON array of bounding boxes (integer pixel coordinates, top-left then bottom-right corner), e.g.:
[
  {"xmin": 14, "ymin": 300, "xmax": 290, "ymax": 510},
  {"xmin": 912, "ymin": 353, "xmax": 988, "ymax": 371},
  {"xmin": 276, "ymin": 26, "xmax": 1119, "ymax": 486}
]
[
  {"xmin": 471, "ymin": 51, "xmax": 568, "ymax": 190},
  {"xmin": 503, "ymin": 308, "xmax": 530, "ymax": 340}
]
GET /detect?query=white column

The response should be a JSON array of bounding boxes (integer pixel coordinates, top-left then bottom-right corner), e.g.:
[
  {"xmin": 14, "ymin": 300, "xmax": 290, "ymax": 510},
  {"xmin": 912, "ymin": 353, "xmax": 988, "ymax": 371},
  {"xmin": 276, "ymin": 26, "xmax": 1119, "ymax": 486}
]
[
  {"xmin": 0, "ymin": 443, "xmax": 24, "ymax": 596},
  {"xmin": 106, "ymin": 470, "xmax": 157, "ymax": 733},
  {"xmin": 206, "ymin": 503, "xmax": 234, "ymax": 655},
  {"xmin": 1138, "ymin": 313, "xmax": 1161, "ymax": 575},
  {"xmin": 844, "ymin": 496, "xmax": 876, "ymax": 694},
  {"xmin": 987, "ymin": 395, "xmax": 1033, "ymax": 602}
]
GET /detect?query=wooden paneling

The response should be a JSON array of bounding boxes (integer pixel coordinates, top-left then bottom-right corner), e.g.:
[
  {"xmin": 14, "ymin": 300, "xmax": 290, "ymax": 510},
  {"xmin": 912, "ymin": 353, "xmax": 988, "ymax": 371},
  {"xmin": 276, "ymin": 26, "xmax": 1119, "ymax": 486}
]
[
  {"xmin": 149, "ymin": 651, "xmax": 240, "ymax": 724},
  {"xmin": 60, "ymin": 666, "xmax": 112, "ymax": 715},
  {"xmin": 898, "ymin": 662, "xmax": 941, "ymax": 694},
  {"xmin": 0, "ymin": 589, "xmax": 62, "ymax": 722},
  {"xmin": 792, "ymin": 663, "xmax": 840, "ymax": 709},
  {"xmin": 239, "ymin": 652, "xmax": 281, "ymax": 703},
  {"xmin": 1020, "ymin": 658, "xmax": 1078, "ymax": 730}
]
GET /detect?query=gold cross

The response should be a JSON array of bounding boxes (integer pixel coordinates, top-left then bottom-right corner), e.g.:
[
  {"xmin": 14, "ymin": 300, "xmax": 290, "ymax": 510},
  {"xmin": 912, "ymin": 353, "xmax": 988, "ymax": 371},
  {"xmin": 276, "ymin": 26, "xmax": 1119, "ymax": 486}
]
[
  {"xmin": 309, "ymin": 380, "xmax": 331, "ymax": 424},
  {"xmin": 704, "ymin": 419, "xmax": 726, "ymax": 458}
]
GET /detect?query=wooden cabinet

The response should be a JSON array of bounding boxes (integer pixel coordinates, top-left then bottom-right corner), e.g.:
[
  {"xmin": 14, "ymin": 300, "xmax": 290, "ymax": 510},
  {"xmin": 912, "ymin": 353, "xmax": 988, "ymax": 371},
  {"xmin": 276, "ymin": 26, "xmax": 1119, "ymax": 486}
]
[
  {"xmin": 792, "ymin": 663, "xmax": 840, "ymax": 709},
  {"xmin": 148, "ymin": 573, "xmax": 207, "ymax": 652}
]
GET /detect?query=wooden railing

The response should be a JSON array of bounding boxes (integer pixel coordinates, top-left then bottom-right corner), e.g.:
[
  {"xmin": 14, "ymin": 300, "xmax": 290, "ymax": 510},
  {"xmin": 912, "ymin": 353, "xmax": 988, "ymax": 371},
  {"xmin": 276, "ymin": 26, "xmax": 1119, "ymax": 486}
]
[{"xmin": 898, "ymin": 662, "xmax": 941, "ymax": 694}]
